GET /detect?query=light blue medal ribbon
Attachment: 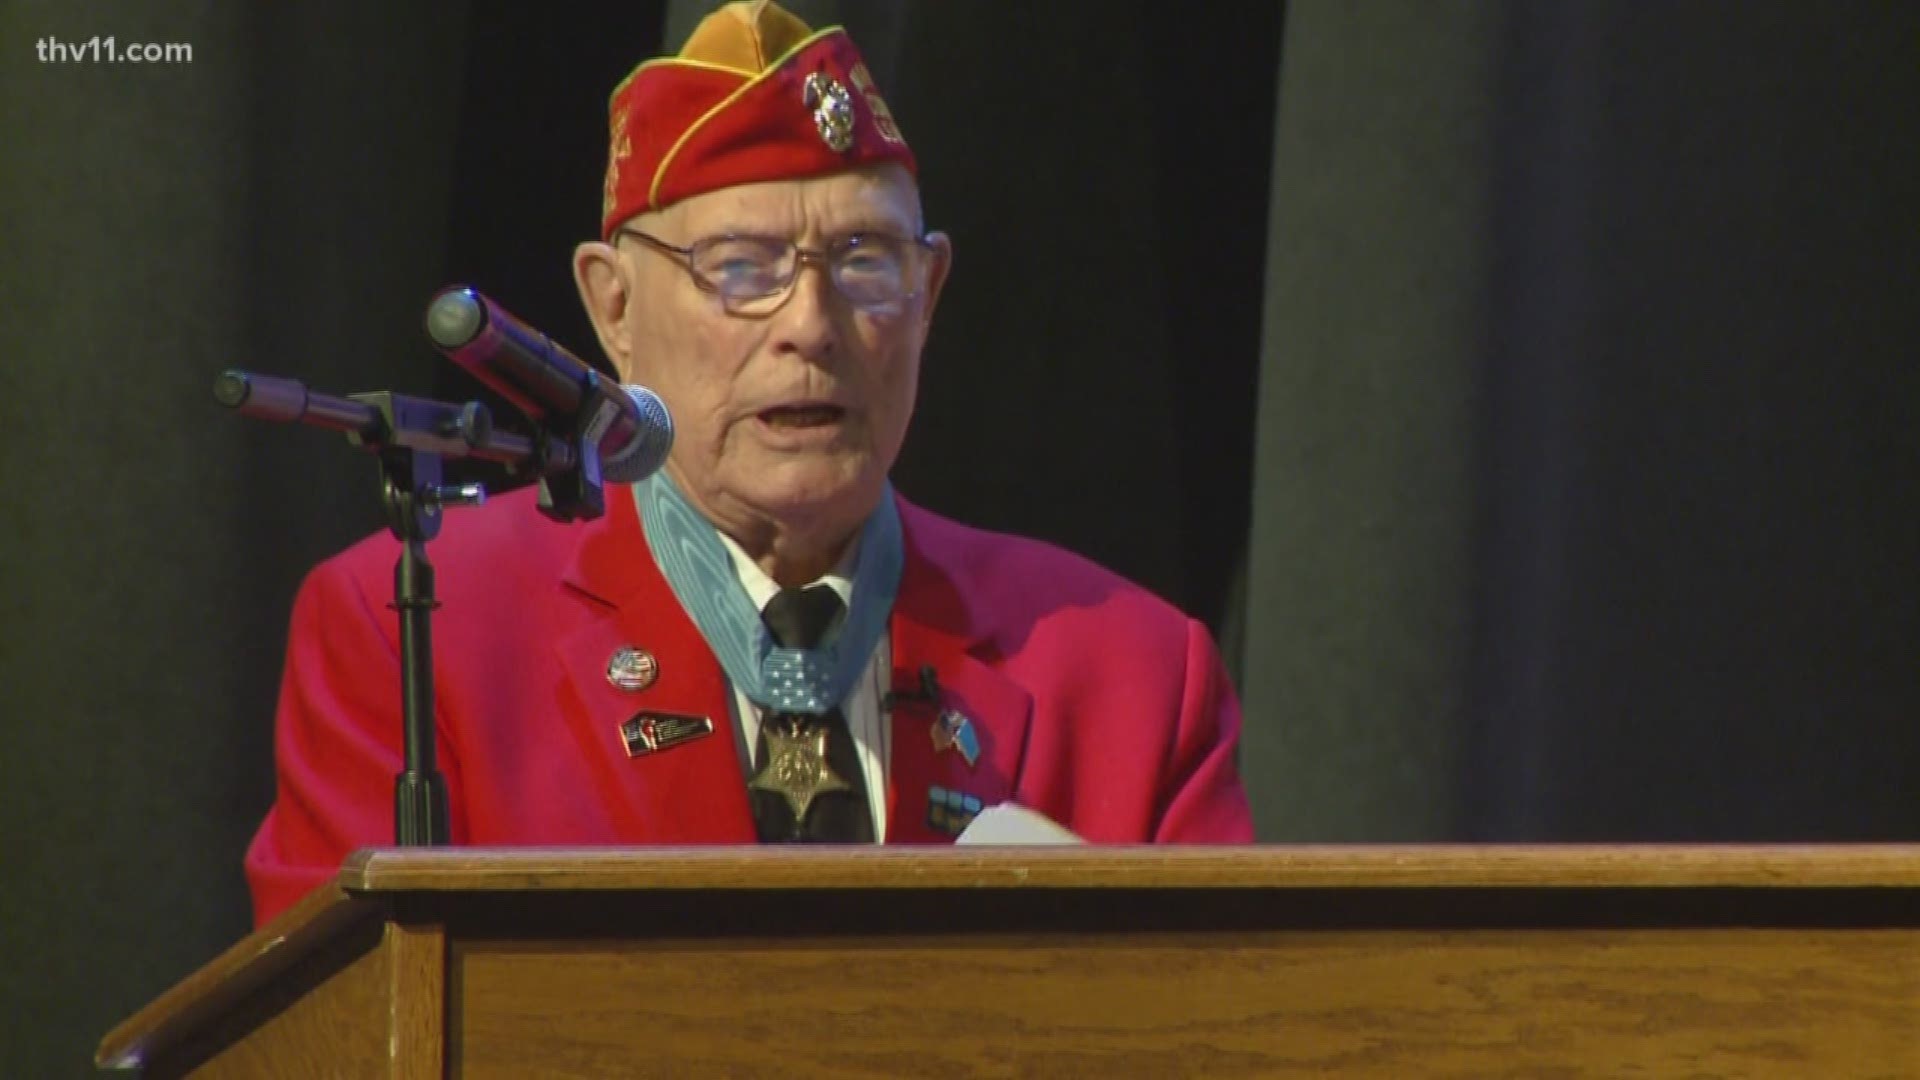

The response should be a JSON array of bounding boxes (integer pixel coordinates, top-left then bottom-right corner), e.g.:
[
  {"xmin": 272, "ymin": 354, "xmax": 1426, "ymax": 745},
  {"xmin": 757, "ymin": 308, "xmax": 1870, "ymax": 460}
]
[{"xmin": 634, "ymin": 473, "xmax": 901, "ymax": 715}]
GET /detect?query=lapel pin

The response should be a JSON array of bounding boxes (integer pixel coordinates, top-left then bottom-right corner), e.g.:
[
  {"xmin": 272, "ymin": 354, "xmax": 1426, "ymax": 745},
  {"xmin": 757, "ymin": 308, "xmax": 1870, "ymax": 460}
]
[
  {"xmin": 931, "ymin": 708, "xmax": 981, "ymax": 768},
  {"xmin": 620, "ymin": 711, "xmax": 713, "ymax": 757},
  {"xmin": 606, "ymin": 646, "xmax": 659, "ymax": 692},
  {"xmin": 926, "ymin": 784, "xmax": 985, "ymax": 837}
]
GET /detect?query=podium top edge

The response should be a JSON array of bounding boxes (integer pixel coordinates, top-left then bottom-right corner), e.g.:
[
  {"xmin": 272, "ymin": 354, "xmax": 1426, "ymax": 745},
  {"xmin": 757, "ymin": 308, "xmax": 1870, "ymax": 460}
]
[{"xmin": 338, "ymin": 844, "xmax": 1920, "ymax": 893}]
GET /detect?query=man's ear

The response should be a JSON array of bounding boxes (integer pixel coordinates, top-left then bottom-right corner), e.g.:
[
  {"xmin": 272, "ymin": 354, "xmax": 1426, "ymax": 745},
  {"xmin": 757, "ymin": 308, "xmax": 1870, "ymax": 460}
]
[
  {"xmin": 919, "ymin": 230, "xmax": 954, "ymax": 328},
  {"xmin": 573, "ymin": 240, "xmax": 634, "ymax": 380}
]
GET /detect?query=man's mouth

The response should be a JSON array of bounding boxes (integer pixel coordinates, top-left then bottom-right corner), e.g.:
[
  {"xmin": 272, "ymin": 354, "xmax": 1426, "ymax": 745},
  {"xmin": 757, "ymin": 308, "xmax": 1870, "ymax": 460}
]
[{"xmin": 758, "ymin": 403, "xmax": 846, "ymax": 429}]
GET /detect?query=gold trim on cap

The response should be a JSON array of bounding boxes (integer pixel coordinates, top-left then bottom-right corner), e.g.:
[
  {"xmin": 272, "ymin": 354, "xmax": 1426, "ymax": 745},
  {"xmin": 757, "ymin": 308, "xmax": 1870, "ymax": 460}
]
[
  {"xmin": 645, "ymin": 25, "xmax": 846, "ymax": 210},
  {"xmin": 609, "ymin": 55, "xmax": 756, "ymax": 107}
]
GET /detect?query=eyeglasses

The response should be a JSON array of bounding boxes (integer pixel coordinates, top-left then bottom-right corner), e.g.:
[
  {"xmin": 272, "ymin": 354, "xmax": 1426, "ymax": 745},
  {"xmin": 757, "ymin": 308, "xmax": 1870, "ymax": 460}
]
[{"xmin": 616, "ymin": 227, "xmax": 934, "ymax": 314}]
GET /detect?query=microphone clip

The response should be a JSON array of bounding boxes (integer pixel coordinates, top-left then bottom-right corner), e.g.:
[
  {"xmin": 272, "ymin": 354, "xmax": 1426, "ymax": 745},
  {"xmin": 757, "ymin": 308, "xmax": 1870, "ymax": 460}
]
[{"xmin": 533, "ymin": 426, "xmax": 605, "ymax": 524}]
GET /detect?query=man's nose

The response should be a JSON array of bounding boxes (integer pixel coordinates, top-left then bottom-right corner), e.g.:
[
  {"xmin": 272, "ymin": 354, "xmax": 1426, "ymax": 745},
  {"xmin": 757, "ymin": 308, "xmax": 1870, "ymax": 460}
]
[{"xmin": 770, "ymin": 256, "xmax": 838, "ymax": 360}]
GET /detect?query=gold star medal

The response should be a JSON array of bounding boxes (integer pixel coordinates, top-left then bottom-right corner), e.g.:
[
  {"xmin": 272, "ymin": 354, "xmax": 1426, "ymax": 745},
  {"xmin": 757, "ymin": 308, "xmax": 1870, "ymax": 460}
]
[{"xmin": 749, "ymin": 718, "xmax": 852, "ymax": 822}]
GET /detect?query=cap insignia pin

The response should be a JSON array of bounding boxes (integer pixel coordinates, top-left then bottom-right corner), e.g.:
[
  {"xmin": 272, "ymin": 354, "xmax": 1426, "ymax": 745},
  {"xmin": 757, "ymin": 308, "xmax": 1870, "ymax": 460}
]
[{"xmin": 802, "ymin": 70, "xmax": 856, "ymax": 152}]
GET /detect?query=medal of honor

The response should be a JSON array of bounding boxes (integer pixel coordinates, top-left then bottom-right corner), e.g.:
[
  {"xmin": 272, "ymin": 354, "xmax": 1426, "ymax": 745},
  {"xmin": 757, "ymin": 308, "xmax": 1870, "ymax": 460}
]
[{"xmin": 749, "ymin": 717, "xmax": 853, "ymax": 822}]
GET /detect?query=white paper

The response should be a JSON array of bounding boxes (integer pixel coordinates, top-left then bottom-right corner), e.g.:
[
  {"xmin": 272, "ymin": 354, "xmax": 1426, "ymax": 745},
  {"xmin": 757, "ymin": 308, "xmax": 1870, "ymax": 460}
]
[{"xmin": 954, "ymin": 803, "xmax": 1084, "ymax": 845}]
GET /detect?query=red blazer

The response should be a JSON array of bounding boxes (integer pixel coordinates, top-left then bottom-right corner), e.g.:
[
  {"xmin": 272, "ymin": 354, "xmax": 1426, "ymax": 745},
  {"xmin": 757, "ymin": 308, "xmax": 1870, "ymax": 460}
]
[{"xmin": 244, "ymin": 487, "xmax": 1254, "ymax": 924}]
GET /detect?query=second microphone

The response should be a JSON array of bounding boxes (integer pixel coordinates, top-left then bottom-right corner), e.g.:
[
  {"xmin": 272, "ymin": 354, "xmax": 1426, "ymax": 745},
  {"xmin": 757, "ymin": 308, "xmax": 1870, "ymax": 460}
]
[{"xmin": 425, "ymin": 286, "xmax": 673, "ymax": 484}]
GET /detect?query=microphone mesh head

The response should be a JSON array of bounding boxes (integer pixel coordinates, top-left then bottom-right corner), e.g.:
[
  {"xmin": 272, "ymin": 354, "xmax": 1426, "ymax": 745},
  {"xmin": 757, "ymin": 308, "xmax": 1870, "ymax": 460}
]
[
  {"xmin": 601, "ymin": 385, "xmax": 675, "ymax": 484},
  {"xmin": 425, "ymin": 287, "xmax": 485, "ymax": 348}
]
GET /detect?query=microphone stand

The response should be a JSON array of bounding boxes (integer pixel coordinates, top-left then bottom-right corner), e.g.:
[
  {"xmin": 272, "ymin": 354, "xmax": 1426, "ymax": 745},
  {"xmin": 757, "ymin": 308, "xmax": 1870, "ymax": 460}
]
[
  {"xmin": 214, "ymin": 369, "xmax": 604, "ymax": 846},
  {"xmin": 366, "ymin": 404, "xmax": 463, "ymax": 848}
]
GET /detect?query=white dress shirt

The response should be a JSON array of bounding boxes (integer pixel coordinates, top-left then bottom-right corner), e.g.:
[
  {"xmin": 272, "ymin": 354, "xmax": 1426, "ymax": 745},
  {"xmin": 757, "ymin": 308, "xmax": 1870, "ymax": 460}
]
[{"xmin": 715, "ymin": 532, "xmax": 891, "ymax": 840}]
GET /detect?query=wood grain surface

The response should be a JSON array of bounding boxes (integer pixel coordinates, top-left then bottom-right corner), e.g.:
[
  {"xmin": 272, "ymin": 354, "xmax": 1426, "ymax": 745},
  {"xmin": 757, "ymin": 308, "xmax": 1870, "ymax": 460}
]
[
  {"xmin": 448, "ymin": 928, "xmax": 1920, "ymax": 1078},
  {"xmin": 385, "ymin": 923, "xmax": 445, "ymax": 1079}
]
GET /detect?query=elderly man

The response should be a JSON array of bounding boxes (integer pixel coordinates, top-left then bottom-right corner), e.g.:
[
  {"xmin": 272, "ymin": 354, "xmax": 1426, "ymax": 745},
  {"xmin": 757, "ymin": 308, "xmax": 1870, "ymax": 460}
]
[{"xmin": 244, "ymin": 0, "xmax": 1253, "ymax": 925}]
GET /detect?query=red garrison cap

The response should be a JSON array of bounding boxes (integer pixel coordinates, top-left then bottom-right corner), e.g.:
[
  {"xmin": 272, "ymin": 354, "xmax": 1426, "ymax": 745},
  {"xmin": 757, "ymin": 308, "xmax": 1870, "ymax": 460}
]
[{"xmin": 600, "ymin": 0, "xmax": 916, "ymax": 238}]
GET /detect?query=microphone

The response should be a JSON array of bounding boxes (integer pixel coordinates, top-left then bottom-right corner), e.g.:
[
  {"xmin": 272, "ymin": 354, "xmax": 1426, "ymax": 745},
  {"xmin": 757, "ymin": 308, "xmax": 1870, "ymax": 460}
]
[{"xmin": 423, "ymin": 286, "xmax": 672, "ymax": 484}]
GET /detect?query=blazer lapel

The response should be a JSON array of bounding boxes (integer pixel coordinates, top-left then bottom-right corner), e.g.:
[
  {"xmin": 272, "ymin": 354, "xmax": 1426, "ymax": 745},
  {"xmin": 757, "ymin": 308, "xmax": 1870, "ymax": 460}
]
[
  {"xmin": 883, "ymin": 503, "xmax": 1034, "ymax": 843},
  {"xmin": 553, "ymin": 487, "xmax": 757, "ymax": 842}
]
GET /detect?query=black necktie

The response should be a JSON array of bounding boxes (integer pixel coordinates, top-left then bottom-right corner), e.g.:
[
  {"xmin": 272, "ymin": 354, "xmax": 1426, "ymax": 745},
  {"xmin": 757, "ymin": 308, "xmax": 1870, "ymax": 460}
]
[{"xmin": 750, "ymin": 585, "xmax": 875, "ymax": 843}]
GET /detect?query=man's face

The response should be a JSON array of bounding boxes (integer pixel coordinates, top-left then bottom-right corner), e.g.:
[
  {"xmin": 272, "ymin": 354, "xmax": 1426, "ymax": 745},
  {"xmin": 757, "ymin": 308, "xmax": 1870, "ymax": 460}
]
[{"xmin": 578, "ymin": 166, "xmax": 950, "ymax": 541}]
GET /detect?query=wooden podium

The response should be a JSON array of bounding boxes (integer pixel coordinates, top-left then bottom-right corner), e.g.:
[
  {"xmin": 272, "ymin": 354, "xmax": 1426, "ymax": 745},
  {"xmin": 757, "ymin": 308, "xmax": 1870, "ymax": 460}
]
[{"xmin": 99, "ymin": 846, "xmax": 1920, "ymax": 1077}]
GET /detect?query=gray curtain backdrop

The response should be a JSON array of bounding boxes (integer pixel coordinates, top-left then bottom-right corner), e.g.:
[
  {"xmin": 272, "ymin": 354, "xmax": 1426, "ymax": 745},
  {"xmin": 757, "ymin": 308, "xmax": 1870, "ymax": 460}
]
[
  {"xmin": 5, "ymin": 1, "xmax": 1916, "ymax": 1073},
  {"xmin": 1243, "ymin": 1, "xmax": 1499, "ymax": 839},
  {"xmin": 1242, "ymin": 0, "xmax": 1920, "ymax": 842}
]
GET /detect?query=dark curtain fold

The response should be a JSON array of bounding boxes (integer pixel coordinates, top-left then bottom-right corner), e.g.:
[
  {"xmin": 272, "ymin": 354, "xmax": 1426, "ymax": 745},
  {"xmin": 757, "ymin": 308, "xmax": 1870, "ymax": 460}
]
[
  {"xmin": 3, "ymin": 2, "xmax": 474, "ymax": 1071},
  {"xmin": 1462, "ymin": 0, "xmax": 1920, "ymax": 840}
]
